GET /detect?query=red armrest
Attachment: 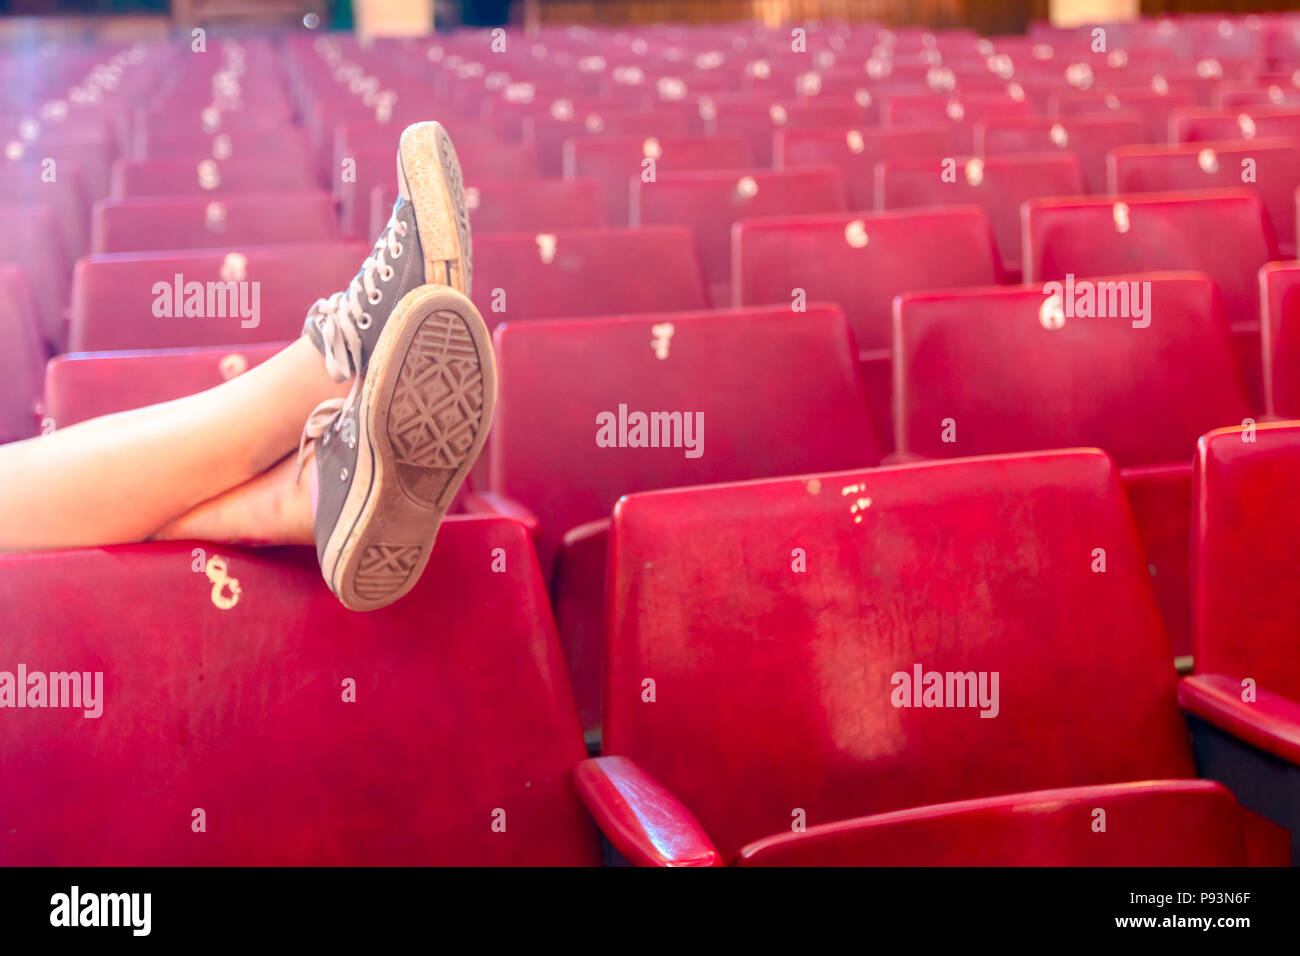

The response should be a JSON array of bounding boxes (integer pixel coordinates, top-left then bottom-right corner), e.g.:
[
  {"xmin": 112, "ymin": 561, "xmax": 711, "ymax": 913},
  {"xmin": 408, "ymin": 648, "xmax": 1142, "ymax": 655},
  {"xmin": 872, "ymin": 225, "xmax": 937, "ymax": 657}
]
[
  {"xmin": 734, "ymin": 780, "xmax": 1246, "ymax": 866},
  {"xmin": 459, "ymin": 492, "xmax": 540, "ymax": 535},
  {"xmin": 1178, "ymin": 673, "xmax": 1300, "ymax": 766},
  {"xmin": 573, "ymin": 756, "xmax": 722, "ymax": 867}
]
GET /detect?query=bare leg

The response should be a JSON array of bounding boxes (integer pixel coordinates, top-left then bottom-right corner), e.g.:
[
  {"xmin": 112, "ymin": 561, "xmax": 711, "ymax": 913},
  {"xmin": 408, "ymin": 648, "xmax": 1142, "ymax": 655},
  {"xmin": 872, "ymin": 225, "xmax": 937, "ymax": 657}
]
[
  {"xmin": 151, "ymin": 453, "xmax": 316, "ymax": 547},
  {"xmin": 0, "ymin": 338, "xmax": 344, "ymax": 551}
]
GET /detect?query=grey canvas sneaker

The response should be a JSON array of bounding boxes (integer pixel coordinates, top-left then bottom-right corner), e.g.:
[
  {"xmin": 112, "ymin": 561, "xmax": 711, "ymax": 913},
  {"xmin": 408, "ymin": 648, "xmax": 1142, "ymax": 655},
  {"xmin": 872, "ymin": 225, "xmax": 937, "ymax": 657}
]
[
  {"xmin": 302, "ymin": 120, "xmax": 472, "ymax": 382},
  {"xmin": 303, "ymin": 284, "xmax": 495, "ymax": 611},
  {"xmin": 296, "ymin": 121, "xmax": 489, "ymax": 611}
]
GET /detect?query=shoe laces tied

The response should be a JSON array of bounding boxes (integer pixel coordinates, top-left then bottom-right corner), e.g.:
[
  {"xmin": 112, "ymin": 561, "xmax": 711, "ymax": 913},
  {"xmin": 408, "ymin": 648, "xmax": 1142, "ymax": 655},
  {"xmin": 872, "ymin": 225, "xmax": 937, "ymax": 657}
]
[{"xmin": 296, "ymin": 216, "xmax": 409, "ymax": 478}]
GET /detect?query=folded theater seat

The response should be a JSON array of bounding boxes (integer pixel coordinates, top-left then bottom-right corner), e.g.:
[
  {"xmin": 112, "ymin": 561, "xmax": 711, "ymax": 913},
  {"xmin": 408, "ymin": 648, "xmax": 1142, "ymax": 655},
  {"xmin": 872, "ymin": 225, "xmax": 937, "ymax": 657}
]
[
  {"xmin": 44, "ymin": 343, "xmax": 285, "ymax": 428},
  {"xmin": 774, "ymin": 124, "xmax": 951, "ymax": 209},
  {"xmin": 705, "ymin": 96, "xmax": 870, "ymax": 168},
  {"xmin": 875, "ymin": 152, "xmax": 1085, "ymax": 280},
  {"xmin": 891, "ymin": 273, "xmax": 1253, "ymax": 662},
  {"xmin": 465, "ymin": 304, "xmax": 882, "ymax": 737},
  {"xmin": 565, "ymin": 134, "xmax": 753, "ymax": 225},
  {"xmin": 470, "ymin": 226, "xmax": 709, "ymax": 320},
  {"xmin": 529, "ymin": 106, "xmax": 696, "ymax": 178},
  {"xmin": 134, "ymin": 128, "xmax": 313, "ymax": 164},
  {"xmin": 1024, "ymin": 189, "xmax": 1276, "ymax": 411},
  {"xmin": 877, "ymin": 91, "xmax": 1035, "ymax": 155},
  {"xmin": 367, "ymin": 178, "xmax": 607, "ymax": 242},
  {"xmin": 733, "ymin": 206, "xmax": 1002, "ymax": 448},
  {"xmin": 92, "ymin": 192, "xmax": 340, "ymax": 254},
  {"xmin": 1259, "ymin": 261, "xmax": 1300, "ymax": 419},
  {"xmin": 109, "ymin": 157, "xmax": 319, "ymax": 199},
  {"xmin": 0, "ymin": 204, "xmax": 72, "ymax": 353},
  {"xmin": 1170, "ymin": 106, "xmax": 1300, "ymax": 145},
  {"xmin": 576, "ymin": 450, "xmax": 1288, "ymax": 865},
  {"xmin": 631, "ymin": 166, "xmax": 849, "ymax": 305},
  {"xmin": 1107, "ymin": 139, "xmax": 1300, "ymax": 258},
  {"xmin": 69, "ymin": 240, "xmax": 368, "ymax": 351},
  {"xmin": 1180, "ymin": 421, "xmax": 1300, "ymax": 864},
  {"xmin": 974, "ymin": 113, "xmax": 1146, "ymax": 194},
  {"xmin": 1052, "ymin": 87, "xmax": 1194, "ymax": 143}
]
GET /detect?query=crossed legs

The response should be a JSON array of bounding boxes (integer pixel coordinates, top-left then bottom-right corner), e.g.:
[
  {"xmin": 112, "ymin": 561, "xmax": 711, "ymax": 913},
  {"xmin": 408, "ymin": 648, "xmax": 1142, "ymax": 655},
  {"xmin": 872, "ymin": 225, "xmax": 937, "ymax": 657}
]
[{"xmin": 0, "ymin": 338, "xmax": 346, "ymax": 552}]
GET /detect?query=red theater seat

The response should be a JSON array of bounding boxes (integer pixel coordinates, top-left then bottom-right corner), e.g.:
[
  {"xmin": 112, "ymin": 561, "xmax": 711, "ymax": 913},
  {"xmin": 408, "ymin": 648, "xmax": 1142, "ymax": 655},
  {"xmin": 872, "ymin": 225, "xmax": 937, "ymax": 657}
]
[
  {"xmin": 466, "ymin": 179, "xmax": 607, "ymax": 233},
  {"xmin": 880, "ymin": 92, "xmax": 1036, "ymax": 153},
  {"xmin": 92, "ymin": 192, "xmax": 341, "ymax": 254},
  {"xmin": 1051, "ymin": 87, "xmax": 1194, "ymax": 142},
  {"xmin": 9, "ymin": 131, "xmax": 115, "ymax": 201},
  {"xmin": 477, "ymin": 305, "xmax": 881, "ymax": 732},
  {"xmin": 110, "ymin": 158, "xmax": 318, "ymax": 198},
  {"xmin": 631, "ymin": 167, "xmax": 847, "ymax": 300},
  {"xmin": 566, "ymin": 133, "xmax": 752, "ymax": 226},
  {"xmin": 0, "ymin": 518, "xmax": 600, "ymax": 865},
  {"xmin": 44, "ymin": 343, "xmax": 284, "ymax": 428},
  {"xmin": 876, "ymin": 152, "xmax": 1084, "ymax": 277},
  {"xmin": 1214, "ymin": 84, "xmax": 1300, "ymax": 110},
  {"xmin": 0, "ymin": 204, "xmax": 71, "ymax": 351},
  {"xmin": 1024, "ymin": 190, "xmax": 1275, "ymax": 409},
  {"xmin": 0, "ymin": 265, "xmax": 45, "ymax": 443},
  {"xmin": 335, "ymin": 149, "xmax": 398, "ymax": 238},
  {"xmin": 527, "ymin": 106, "xmax": 691, "ymax": 177},
  {"xmin": 133, "ymin": 107, "xmax": 292, "ymax": 146},
  {"xmin": 334, "ymin": 143, "xmax": 540, "ymax": 238},
  {"xmin": 893, "ymin": 274, "xmax": 1252, "ymax": 659},
  {"xmin": 1187, "ymin": 421, "xmax": 1300, "ymax": 714},
  {"xmin": 1180, "ymin": 421, "xmax": 1300, "ymax": 860},
  {"xmin": 68, "ymin": 241, "xmax": 368, "ymax": 350},
  {"xmin": 471, "ymin": 226, "xmax": 708, "ymax": 320},
  {"xmin": 0, "ymin": 162, "xmax": 91, "ymax": 261},
  {"xmin": 1108, "ymin": 139, "xmax": 1300, "ymax": 257},
  {"xmin": 707, "ymin": 97, "xmax": 868, "ymax": 166},
  {"xmin": 1260, "ymin": 260, "xmax": 1300, "ymax": 418},
  {"xmin": 1171, "ymin": 106, "xmax": 1300, "ymax": 144},
  {"xmin": 584, "ymin": 450, "xmax": 1253, "ymax": 865},
  {"xmin": 734, "ymin": 206, "xmax": 999, "ymax": 447},
  {"xmin": 976, "ymin": 112, "xmax": 1146, "ymax": 194},
  {"xmin": 775, "ymin": 124, "xmax": 952, "ymax": 209},
  {"xmin": 135, "ymin": 128, "xmax": 313, "ymax": 164},
  {"xmin": 454, "ymin": 140, "xmax": 541, "ymax": 180}
]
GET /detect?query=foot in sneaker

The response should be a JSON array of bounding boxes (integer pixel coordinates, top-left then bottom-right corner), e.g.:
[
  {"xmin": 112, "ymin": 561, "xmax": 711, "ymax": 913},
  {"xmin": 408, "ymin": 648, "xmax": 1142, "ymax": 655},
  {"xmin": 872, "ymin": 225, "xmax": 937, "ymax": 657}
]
[
  {"xmin": 302, "ymin": 285, "xmax": 496, "ymax": 611},
  {"xmin": 301, "ymin": 120, "xmax": 471, "ymax": 386}
]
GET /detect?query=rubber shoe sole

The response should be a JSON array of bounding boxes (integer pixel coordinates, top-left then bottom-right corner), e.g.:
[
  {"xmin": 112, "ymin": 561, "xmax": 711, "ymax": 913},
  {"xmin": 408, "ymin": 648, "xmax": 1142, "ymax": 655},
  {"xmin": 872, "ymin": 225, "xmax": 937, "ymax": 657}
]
[
  {"xmin": 399, "ymin": 121, "xmax": 473, "ymax": 296},
  {"xmin": 321, "ymin": 284, "xmax": 496, "ymax": 611}
]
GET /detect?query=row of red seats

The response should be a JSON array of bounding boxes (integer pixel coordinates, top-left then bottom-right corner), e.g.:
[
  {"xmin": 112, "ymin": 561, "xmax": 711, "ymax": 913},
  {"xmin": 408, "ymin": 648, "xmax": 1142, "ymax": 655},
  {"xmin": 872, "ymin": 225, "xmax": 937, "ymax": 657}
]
[
  {"xmin": 31, "ymin": 263, "xmax": 1298, "ymax": 709},
  {"xmin": 5, "ymin": 431, "xmax": 1299, "ymax": 865},
  {"xmin": 9, "ymin": 186, "xmax": 1300, "ymax": 666},
  {"xmin": 16, "ymin": 188, "xmax": 1295, "ymax": 411}
]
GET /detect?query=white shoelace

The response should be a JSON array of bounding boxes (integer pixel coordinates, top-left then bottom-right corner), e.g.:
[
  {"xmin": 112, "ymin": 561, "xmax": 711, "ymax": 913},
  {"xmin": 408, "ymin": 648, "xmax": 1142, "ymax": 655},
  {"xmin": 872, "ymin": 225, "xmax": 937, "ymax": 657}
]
[{"xmin": 296, "ymin": 216, "xmax": 410, "ymax": 478}]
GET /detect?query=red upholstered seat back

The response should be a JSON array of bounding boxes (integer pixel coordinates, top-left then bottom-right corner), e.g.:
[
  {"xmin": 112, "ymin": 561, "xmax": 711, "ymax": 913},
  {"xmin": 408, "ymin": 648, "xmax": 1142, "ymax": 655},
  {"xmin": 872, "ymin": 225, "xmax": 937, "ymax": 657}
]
[
  {"xmin": 606, "ymin": 451, "xmax": 1195, "ymax": 859},
  {"xmin": 0, "ymin": 517, "xmax": 599, "ymax": 865},
  {"xmin": 1194, "ymin": 421, "xmax": 1300, "ymax": 700}
]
